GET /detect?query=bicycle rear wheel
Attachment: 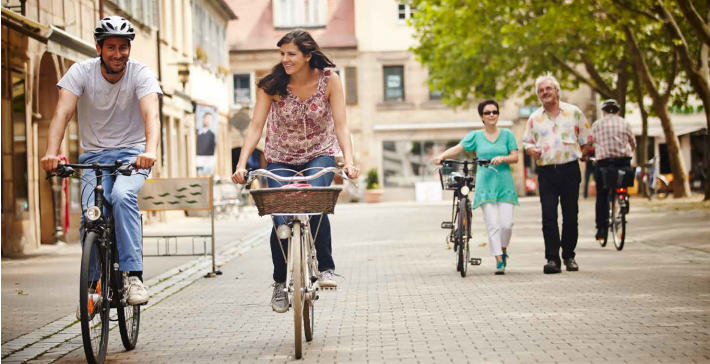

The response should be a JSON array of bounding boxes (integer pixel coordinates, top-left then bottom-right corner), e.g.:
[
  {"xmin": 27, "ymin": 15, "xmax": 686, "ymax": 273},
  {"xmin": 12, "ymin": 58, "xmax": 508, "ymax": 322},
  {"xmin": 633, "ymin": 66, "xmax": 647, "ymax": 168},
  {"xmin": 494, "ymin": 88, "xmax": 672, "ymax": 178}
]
[
  {"xmin": 457, "ymin": 198, "xmax": 470, "ymax": 277},
  {"xmin": 117, "ymin": 272, "xmax": 140, "ymax": 350},
  {"xmin": 80, "ymin": 232, "xmax": 109, "ymax": 364},
  {"xmin": 611, "ymin": 195, "xmax": 626, "ymax": 251},
  {"xmin": 291, "ymin": 221, "xmax": 304, "ymax": 359},
  {"xmin": 602, "ymin": 197, "xmax": 612, "ymax": 248}
]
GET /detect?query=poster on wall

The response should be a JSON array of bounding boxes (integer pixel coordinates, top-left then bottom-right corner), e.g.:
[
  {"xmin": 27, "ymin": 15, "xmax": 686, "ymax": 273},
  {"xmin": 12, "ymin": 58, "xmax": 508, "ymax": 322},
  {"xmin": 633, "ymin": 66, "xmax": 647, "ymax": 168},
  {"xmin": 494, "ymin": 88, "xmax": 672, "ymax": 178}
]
[{"xmin": 195, "ymin": 104, "xmax": 218, "ymax": 175}]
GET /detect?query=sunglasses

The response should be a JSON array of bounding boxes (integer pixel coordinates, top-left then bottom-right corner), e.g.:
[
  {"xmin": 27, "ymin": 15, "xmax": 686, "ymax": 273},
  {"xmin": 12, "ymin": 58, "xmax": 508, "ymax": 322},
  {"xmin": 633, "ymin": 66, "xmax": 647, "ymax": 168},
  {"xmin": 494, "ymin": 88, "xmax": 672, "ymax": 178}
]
[{"xmin": 482, "ymin": 111, "xmax": 500, "ymax": 116}]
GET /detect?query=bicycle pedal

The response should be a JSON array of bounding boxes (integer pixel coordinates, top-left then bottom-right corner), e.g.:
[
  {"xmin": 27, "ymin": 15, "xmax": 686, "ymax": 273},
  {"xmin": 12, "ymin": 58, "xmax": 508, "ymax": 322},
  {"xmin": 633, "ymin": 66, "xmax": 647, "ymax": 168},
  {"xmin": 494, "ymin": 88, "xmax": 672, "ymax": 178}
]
[
  {"xmin": 470, "ymin": 258, "xmax": 482, "ymax": 265},
  {"xmin": 441, "ymin": 222, "xmax": 454, "ymax": 229}
]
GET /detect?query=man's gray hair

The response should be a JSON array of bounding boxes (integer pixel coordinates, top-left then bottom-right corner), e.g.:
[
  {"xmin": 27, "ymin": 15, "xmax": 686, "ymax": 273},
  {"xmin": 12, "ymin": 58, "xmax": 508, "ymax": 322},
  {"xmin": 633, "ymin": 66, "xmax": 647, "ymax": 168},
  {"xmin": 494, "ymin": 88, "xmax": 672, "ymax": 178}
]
[{"xmin": 534, "ymin": 72, "xmax": 561, "ymax": 102}]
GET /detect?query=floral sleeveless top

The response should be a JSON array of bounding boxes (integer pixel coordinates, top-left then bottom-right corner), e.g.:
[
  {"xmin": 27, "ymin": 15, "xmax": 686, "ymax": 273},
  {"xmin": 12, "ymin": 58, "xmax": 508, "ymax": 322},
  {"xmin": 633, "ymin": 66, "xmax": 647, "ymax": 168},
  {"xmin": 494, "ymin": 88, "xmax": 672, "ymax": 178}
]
[{"xmin": 265, "ymin": 69, "xmax": 341, "ymax": 165}]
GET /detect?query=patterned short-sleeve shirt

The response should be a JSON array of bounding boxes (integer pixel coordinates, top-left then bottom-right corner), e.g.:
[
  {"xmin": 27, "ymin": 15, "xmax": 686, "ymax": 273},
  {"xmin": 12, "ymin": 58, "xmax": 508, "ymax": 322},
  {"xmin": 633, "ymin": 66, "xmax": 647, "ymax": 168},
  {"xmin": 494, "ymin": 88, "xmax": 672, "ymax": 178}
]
[
  {"xmin": 264, "ymin": 69, "xmax": 341, "ymax": 165},
  {"xmin": 522, "ymin": 101, "xmax": 592, "ymax": 166}
]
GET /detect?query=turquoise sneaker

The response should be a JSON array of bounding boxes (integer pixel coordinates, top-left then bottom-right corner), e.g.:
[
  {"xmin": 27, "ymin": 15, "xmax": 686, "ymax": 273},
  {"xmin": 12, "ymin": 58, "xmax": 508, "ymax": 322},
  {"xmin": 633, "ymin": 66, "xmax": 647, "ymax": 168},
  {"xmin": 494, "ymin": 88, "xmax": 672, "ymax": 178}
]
[
  {"xmin": 502, "ymin": 252, "xmax": 509, "ymax": 267},
  {"xmin": 495, "ymin": 260, "xmax": 505, "ymax": 275}
]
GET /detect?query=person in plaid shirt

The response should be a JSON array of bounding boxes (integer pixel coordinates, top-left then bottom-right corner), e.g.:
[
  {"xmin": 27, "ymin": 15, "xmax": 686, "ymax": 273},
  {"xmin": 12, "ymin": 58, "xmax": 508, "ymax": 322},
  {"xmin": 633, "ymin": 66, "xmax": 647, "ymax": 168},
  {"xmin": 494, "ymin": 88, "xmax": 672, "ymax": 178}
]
[{"xmin": 590, "ymin": 99, "xmax": 636, "ymax": 240}]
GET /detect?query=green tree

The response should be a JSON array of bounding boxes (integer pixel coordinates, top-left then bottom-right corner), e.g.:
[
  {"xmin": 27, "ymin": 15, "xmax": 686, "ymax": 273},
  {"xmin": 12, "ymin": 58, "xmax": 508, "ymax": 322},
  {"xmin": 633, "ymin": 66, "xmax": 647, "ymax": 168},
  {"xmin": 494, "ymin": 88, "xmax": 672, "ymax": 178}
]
[{"xmin": 409, "ymin": 0, "xmax": 694, "ymax": 198}]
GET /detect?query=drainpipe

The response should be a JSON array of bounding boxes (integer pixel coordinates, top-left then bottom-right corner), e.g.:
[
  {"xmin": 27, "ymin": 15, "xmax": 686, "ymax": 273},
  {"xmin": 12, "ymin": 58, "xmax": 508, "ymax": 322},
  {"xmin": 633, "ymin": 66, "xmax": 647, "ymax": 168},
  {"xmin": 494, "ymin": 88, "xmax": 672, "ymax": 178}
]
[
  {"xmin": 99, "ymin": 0, "xmax": 104, "ymax": 19},
  {"xmin": 156, "ymin": 29, "xmax": 164, "ymax": 176}
]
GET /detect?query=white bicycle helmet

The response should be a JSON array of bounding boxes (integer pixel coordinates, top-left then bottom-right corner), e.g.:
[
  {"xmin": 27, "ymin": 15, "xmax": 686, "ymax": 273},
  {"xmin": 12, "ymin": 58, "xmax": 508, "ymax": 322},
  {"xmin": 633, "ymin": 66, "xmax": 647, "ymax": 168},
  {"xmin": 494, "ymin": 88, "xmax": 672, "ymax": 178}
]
[
  {"xmin": 94, "ymin": 16, "xmax": 136, "ymax": 42},
  {"xmin": 601, "ymin": 99, "xmax": 620, "ymax": 113}
]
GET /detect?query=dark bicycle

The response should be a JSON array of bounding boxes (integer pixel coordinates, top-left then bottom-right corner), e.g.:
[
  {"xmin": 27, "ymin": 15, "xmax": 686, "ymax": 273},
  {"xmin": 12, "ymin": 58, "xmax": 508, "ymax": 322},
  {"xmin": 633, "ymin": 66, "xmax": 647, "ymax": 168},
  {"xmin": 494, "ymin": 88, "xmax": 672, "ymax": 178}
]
[
  {"xmin": 48, "ymin": 160, "xmax": 146, "ymax": 364},
  {"xmin": 597, "ymin": 158, "xmax": 635, "ymax": 251},
  {"xmin": 438, "ymin": 159, "xmax": 492, "ymax": 277}
]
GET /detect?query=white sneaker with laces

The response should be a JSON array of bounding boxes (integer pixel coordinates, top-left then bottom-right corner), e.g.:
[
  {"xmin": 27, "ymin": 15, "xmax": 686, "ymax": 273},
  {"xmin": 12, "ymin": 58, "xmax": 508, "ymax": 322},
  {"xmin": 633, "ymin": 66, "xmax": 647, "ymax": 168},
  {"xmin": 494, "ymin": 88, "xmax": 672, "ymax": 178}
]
[
  {"xmin": 320, "ymin": 269, "xmax": 337, "ymax": 288},
  {"xmin": 126, "ymin": 276, "xmax": 149, "ymax": 305}
]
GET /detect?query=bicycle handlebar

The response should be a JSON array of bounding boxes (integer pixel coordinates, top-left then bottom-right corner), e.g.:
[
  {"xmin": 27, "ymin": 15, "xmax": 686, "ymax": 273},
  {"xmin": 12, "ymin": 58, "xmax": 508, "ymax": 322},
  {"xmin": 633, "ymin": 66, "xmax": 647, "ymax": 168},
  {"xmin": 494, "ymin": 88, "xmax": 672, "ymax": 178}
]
[
  {"xmin": 245, "ymin": 167, "xmax": 355, "ymax": 186},
  {"xmin": 46, "ymin": 160, "xmax": 135, "ymax": 180},
  {"xmin": 441, "ymin": 158, "xmax": 491, "ymax": 167}
]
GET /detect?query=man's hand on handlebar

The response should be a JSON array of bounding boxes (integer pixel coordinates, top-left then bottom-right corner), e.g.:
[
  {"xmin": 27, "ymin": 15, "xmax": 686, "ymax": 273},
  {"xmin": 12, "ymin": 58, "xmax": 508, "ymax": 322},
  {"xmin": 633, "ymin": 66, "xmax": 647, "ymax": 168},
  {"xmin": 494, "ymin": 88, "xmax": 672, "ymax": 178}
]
[
  {"xmin": 135, "ymin": 152, "xmax": 156, "ymax": 170},
  {"xmin": 41, "ymin": 154, "xmax": 62, "ymax": 172}
]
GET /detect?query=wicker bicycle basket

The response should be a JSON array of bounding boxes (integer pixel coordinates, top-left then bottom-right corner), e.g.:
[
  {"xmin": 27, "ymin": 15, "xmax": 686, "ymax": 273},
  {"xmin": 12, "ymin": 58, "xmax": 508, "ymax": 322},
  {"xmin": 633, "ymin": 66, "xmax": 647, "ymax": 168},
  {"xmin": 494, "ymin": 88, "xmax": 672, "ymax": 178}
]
[{"xmin": 250, "ymin": 187, "xmax": 342, "ymax": 216}]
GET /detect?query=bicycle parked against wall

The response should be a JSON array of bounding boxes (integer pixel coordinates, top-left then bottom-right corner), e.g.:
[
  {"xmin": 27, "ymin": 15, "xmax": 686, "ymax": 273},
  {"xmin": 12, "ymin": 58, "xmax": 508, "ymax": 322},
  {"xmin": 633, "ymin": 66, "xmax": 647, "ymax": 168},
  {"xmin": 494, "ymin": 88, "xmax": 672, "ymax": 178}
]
[
  {"xmin": 438, "ymin": 159, "xmax": 493, "ymax": 277},
  {"xmin": 245, "ymin": 166, "xmax": 351, "ymax": 359},
  {"xmin": 637, "ymin": 156, "xmax": 670, "ymax": 200},
  {"xmin": 597, "ymin": 159, "xmax": 635, "ymax": 251},
  {"xmin": 48, "ymin": 160, "xmax": 146, "ymax": 364}
]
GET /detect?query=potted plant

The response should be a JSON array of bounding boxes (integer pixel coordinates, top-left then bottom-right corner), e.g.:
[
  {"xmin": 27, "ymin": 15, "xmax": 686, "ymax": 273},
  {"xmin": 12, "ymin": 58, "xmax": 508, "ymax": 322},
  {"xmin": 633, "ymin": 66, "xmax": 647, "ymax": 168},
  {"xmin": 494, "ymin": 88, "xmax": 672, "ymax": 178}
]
[{"xmin": 364, "ymin": 168, "xmax": 384, "ymax": 203}]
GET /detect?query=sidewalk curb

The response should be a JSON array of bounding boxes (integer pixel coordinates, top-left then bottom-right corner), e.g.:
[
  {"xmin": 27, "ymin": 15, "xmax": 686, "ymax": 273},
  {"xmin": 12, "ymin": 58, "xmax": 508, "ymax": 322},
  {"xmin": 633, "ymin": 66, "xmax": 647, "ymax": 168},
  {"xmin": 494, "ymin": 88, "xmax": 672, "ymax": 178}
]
[{"xmin": 1, "ymin": 227, "xmax": 271, "ymax": 364}]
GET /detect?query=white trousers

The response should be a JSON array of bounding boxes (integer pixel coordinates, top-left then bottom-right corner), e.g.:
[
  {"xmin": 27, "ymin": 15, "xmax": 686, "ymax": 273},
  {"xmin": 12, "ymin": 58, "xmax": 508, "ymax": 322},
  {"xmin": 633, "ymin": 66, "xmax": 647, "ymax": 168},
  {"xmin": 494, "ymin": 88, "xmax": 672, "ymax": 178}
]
[{"xmin": 480, "ymin": 202, "xmax": 515, "ymax": 256}]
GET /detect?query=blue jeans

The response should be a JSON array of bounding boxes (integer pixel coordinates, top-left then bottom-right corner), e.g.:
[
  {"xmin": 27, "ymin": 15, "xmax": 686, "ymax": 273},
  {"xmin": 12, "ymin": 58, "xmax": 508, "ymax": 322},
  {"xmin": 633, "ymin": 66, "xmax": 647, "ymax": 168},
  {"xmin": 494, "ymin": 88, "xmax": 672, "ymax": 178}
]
[
  {"xmin": 267, "ymin": 155, "xmax": 336, "ymax": 283},
  {"xmin": 79, "ymin": 147, "xmax": 148, "ymax": 273}
]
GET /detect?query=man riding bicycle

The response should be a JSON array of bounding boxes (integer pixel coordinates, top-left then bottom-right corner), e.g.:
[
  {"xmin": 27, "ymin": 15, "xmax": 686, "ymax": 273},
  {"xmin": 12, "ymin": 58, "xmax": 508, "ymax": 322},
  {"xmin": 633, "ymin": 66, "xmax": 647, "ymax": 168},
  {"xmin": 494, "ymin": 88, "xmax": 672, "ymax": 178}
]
[
  {"xmin": 589, "ymin": 99, "xmax": 636, "ymax": 240},
  {"xmin": 40, "ymin": 16, "xmax": 162, "ymax": 310}
]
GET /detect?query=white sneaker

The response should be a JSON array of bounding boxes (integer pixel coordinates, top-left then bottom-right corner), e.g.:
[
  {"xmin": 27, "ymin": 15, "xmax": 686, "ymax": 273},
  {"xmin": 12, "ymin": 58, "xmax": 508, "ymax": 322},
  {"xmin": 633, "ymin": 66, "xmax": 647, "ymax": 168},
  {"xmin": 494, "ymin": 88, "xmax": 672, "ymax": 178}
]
[
  {"xmin": 320, "ymin": 269, "xmax": 338, "ymax": 288},
  {"xmin": 126, "ymin": 276, "xmax": 149, "ymax": 305}
]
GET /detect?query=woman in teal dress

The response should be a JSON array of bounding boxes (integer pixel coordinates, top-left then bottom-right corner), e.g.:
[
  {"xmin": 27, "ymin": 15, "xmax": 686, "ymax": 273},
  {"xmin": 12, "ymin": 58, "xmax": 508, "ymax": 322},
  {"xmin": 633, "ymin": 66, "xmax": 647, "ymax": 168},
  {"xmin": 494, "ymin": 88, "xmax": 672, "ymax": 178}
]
[{"xmin": 435, "ymin": 100, "xmax": 519, "ymax": 275}]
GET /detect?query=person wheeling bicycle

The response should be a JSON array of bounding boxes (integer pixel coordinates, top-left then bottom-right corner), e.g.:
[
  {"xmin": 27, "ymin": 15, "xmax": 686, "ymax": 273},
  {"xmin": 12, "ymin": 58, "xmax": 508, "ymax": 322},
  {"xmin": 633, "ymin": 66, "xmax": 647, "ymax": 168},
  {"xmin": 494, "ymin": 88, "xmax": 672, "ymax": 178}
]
[
  {"xmin": 40, "ymin": 16, "xmax": 162, "ymax": 313},
  {"xmin": 589, "ymin": 99, "xmax": 636, "ymax": 241},
  {"xmin": 231, "ymin": 30, "xmax": 359, "ymax": 313},
  {"xmin": 434, "ymin": 100, "xmax": 520, "ymax": 275}
]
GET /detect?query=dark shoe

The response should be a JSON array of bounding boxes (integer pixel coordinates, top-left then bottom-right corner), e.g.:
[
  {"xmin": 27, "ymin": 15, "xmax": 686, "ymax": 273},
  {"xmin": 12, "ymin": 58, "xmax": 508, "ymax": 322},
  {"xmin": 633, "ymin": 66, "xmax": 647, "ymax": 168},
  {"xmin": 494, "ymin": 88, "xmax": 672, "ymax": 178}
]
[
  {"xmin": 564, "ymin": 258, "xmax": 579, "ymax": 272},
  {"xmin": 543, "ymin": 260, "xmax": 561, "ymax": 274},
  {"xmin": 595, "ymin": 228, "xmax": 607, "ymax": 240}
]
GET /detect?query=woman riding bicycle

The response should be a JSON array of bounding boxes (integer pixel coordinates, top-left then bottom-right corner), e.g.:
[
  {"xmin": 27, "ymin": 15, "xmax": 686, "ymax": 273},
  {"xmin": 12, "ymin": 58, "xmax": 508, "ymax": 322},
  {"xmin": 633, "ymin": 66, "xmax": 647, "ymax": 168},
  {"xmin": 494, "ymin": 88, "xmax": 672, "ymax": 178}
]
[
  {"xmin": 434, "ymin": 100, "xmax": 519, "ymax": 275},
  {"xmin": 231, "ymin": 30, "xmax": 359, "ymax": 313}
]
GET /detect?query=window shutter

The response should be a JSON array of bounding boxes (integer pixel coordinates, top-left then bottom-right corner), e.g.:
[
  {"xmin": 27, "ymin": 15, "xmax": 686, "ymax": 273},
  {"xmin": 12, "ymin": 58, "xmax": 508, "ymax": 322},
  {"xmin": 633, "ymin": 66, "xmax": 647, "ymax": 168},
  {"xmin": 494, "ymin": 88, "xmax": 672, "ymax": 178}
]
[{"xmin": 345, "ymin": 66, "xmax": 357, "ymax": 105}]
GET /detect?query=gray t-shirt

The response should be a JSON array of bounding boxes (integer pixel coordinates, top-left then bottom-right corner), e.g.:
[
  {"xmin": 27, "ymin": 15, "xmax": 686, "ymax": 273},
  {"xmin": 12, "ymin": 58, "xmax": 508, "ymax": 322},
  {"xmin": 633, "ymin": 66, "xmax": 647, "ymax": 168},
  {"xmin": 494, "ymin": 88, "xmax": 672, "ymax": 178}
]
[{"xmin": 57, "ymin": 58, "xmax": 162, "ymax": 152}]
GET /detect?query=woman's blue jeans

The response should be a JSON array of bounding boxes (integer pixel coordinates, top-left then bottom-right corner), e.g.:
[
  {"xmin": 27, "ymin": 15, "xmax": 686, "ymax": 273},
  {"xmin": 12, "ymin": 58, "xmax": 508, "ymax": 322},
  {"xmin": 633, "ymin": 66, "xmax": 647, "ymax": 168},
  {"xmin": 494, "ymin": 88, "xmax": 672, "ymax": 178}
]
[{"xmin": 266, "ymin": 156, "xmax": 336, "ymax": 283}]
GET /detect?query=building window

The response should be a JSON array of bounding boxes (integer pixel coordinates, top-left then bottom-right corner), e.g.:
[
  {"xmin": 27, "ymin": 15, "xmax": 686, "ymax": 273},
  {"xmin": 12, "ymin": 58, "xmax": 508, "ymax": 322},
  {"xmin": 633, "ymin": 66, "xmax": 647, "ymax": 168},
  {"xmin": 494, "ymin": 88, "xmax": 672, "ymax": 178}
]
[
  {"xmin": 108, "ymin": 0, "xmax": 159, "ymax": 28},
  {"xmin": 273, "ymin": 0, "xmax": 327, "ymax": 28},
  {"xmin": 233, "ymin": 74, "xmax": 251, "ymax": 104},
  {"xmin": 429, "ymin": 88, "xmax": 442, "ymax": 101},
  {"xmin": 398, "ymin": 3, "xmax": 415, "ymax": 22},
  {"xmin": 193, "ymin": 0, "xmax": 228, "ymax": 73},
  {"xmin": 383, "ymin": 66, "xmax": 405, "ymax": 102}
]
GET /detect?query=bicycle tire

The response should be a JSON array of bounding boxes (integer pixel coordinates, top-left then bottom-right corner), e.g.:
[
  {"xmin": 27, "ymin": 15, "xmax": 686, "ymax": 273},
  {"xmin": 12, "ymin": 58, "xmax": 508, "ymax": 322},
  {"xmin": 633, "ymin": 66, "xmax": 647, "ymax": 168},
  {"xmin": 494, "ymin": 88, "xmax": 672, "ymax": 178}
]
[
  {"xmin": 303, "ymin": 229, "xmax": 315, "ymax": 342},
  {"xmin": 602, "ymin": 196, "xmax": 612, "ymax": 248},
  {"xmin": 80, "ymin": 232, "xmax": 109, "ymax": 364},
  {"xmin": 292, "ymin": 221, "xmax": 304, "ymax": 359},
  {"xmin": 117, "ymin": 271, "xmax": 140, "ymax": 350},
  {"xmin": 612, "ymin": 196, "xmax": 626, "ymax": 251},
  {"xmin": 458, "ymin": 198, "xmax": 469, "ymax": 277}
]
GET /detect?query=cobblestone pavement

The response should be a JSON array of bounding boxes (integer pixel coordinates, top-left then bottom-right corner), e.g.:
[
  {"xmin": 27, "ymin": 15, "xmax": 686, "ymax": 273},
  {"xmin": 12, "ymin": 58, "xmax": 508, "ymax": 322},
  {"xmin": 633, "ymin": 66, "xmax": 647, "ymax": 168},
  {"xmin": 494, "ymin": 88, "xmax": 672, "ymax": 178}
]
[{"xmin": 5, "ymin": 199, "xmax": 710, "ymax": 364}]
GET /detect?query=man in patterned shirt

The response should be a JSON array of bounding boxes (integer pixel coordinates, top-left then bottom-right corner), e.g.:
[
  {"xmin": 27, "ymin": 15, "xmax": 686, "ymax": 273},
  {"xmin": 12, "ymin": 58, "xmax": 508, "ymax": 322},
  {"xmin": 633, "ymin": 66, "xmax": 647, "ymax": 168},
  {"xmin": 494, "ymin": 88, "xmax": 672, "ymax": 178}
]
[
  {"xmin": 523, "ymin": 73, "xmax": 593, "ymax": 274},
  {"xmin": 590, "ymin": 99, "xmax": 636, "ymax": 241}
]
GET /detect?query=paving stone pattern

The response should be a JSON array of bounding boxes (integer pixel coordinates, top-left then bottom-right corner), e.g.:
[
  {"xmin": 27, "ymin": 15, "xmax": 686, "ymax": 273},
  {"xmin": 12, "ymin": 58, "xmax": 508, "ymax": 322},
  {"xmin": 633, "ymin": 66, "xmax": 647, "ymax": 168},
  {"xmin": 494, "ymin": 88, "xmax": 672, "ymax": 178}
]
[{"xmin": 25, "ymin": 202, "xmax": 710, "ymax": 363}]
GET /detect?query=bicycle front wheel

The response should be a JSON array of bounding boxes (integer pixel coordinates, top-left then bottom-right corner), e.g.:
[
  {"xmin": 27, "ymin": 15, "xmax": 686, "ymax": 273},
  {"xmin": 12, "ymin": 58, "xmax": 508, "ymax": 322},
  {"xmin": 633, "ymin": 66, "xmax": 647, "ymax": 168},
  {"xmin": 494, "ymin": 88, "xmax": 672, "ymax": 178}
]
[
  {"xmin": 291, "ymin": 221, "xmax": 304, "ymax": 359},
  {"xmin": 611, "ymin": 196, "xmax": 626, "ymax": 251},
  {"xmin": 117, "ymin": 272, "xmax": 140, "ymax": 350},
  {"xmin": 457, "ymin": 198, "xmax": 470, "ymax": 277},
  {"xmin": 80, "ymin": 232, "xmax": 109, "ymax": 364}
]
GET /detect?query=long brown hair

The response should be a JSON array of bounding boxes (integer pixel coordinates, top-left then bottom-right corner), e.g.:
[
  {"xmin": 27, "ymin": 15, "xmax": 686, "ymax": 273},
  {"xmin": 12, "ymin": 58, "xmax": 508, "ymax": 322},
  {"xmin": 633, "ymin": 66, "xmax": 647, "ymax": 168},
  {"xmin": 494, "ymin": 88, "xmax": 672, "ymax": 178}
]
[{"xmin": 257, "ymin": 30, "xmax": 336, "ymax": 96}]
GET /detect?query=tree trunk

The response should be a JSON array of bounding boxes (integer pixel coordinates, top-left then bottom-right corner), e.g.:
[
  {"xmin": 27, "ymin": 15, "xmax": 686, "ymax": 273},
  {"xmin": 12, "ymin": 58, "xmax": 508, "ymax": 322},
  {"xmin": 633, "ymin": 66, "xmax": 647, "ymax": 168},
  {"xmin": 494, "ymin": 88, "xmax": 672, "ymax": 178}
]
[
  {"xmin": 633, "ymin": 69, "xmax": 650, "ymax": 197},
  {"xmin": 625, "ymin": 27, "xmax": 690, "ymax": 198},
  {"xmin": 702, "ymin": 42, "xmax": 710, "ymax": 200}
]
